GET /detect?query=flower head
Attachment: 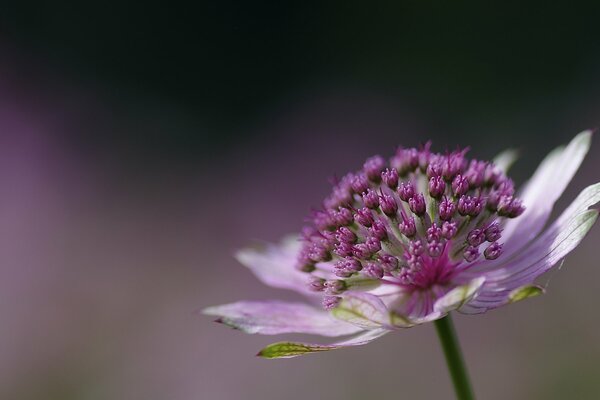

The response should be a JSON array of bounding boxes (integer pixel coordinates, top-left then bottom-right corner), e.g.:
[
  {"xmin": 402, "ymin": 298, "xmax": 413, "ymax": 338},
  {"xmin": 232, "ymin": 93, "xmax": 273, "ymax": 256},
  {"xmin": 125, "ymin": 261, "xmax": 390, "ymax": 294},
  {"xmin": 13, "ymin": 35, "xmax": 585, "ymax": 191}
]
[{"xmin": 203, "ymin": 131, "xmax": 599, "ymax": 359}]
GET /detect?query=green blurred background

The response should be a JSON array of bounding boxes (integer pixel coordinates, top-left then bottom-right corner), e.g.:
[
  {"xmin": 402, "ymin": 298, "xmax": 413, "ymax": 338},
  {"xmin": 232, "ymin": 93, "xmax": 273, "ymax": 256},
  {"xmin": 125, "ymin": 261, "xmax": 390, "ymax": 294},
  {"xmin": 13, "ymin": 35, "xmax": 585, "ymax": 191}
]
[{"xmin": 0, "ymin": 2, "xmax": 599, "ymax": 399}]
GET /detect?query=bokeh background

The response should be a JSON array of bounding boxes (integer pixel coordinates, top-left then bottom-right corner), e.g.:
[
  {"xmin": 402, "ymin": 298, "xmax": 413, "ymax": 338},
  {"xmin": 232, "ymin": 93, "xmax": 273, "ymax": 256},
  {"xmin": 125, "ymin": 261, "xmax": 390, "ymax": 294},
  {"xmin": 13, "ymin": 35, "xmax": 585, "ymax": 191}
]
[{"xmin": 1, "ymin": 2, "xmax": 600, "ymax": 399}]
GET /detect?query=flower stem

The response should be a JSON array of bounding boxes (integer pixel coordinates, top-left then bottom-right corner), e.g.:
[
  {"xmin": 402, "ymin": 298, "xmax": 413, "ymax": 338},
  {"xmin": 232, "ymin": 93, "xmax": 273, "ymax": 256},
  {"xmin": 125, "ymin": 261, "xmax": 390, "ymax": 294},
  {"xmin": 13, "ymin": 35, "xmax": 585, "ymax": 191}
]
[{"xmin": 434, "ymin": 314, "xmax": 475, "ymax": 400}]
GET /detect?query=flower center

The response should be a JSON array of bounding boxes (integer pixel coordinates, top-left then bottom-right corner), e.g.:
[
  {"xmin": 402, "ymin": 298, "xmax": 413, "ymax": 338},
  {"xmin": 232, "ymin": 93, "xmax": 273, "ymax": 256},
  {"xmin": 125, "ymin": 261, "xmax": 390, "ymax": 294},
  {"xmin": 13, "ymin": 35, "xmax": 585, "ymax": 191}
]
[{"xmin": 297, "ymin": 143, "xmax": 525, "ymax": 309}]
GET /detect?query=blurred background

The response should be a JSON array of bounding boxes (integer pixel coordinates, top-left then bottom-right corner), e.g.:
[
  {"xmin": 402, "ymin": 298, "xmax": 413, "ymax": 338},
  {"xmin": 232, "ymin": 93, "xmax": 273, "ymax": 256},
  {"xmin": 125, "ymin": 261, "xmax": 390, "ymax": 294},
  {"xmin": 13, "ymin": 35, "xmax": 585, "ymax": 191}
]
[{"xmin": 1, "ymin": 2, "xmax": 600, "ymax": 399}]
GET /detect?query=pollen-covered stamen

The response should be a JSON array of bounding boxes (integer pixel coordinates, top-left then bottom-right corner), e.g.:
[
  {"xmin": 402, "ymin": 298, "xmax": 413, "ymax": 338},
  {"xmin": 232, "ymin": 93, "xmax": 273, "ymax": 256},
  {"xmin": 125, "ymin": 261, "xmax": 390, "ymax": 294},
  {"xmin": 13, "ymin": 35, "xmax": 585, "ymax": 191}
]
[
  {"xmin": 484, "ymin": 242, "xmax": 503, "ymax": 260},
  {"xmin": 429, "ymin": 176, "xmax": 445, "ymax": 199},
  {"xmin": 398, "ymin": 181, "xmax": 415, "ymax": 202},
  {"xmin": 427, "ymin": 223, "xmax": 443, "ymax": 242},
  {"xmin": 307, "ymin": 241, "xmax": 332, "ymax": 263},
  {"xmin": 484, "ymin": 163, "xmax": 503, "ymax": 185},
  {"xmin": 312, "ymin": 210, "xmax": 335, "ymax": 231},
  {"xmin": 429, "ymin": 150, "xmax": 467, "ymax": 181},
  {"xmin": 324, "ymin": 174, "xmax": 354, "ymax": 209},
  {"xmin": 392, "ymin": 147, "xmax": 419, "ymax": 175},
  {"xmin": 463, "ymin": 245, "xmax": 480, "ymax": 262},
  {"xmin": 297, "ymin": 142, "xmax": 525, "ymax": 309},
  {"xmin": 428, "ymin": 240, "xmax": 444, "ymax": 257},
  {"xmin": 465, "ymin": 160, "xmax": 487, "ymax": 188},
  {"xmin": 426, "ymin": 224, "xmax": 445, "ymax": 258},
  {"xmin": 382, "ymin": 168, "xmax": 399, "ymax": 189},
  {"xmin": 378, "ymin": 253, "xmax": 400, "ymax": 274},
  {"xmin": 362, "ymin": 189, "xmax": 380, "ymax": 209},
  {"xmin": 484, "ymin": 221, "xmax": 502, "ymax": 242},
  {"xmin": 351, "ymin": 174, "xmax": 370, "ymax": 194},
  {"xmin": 426, "ymin": 161, "xmax": 442, "ymax": 178},
  {"xmin": 363, "ymin": 262, "xmax": 385, "ymax": 279},
  {"xmin": 365, "ymin": 236, "xmax": 382, "ymax": 252},
  {"xmin": 332, "ymin": 207, "xmax": 354, "ymax": 226},
  {"xmin": 439, "ymin": 197, "xmax": 457, "ymax": 221},
  {"xmin": 417, "ymin": 141, "xmax": 432, "ymax": 171},
  {"xmin": 380, "ymin": 193, "xmax": 399, "ymax": 217},
  {"xmin": 355, "ymin": 207, "xmax": 375, "ymax": 227},
  {"xmin": 399, "ymin": 212, "xmax": 417, "ymax": 237},
  {"xmin": 409, "ymin": 239, "xmax": 425, "ymax": 256},
  {"xmin": 322, "ymin": 295, "xmax": 342, "ymax": 310},
  {"xmin": 457, "ymin": 195, "xmax": 483, "ymax": 217},
  {"xmin": 333, "ymin": 241, "xmax": 354, "ymax": 257},
  {"xmin": 497, "ymin": 196, "xmax": 525, "ymax": 218},
  {"xmin": 335, "ymin": 226, "xmax": 357, "ymax": 244},
  {"xmin": 369, "ymin": 220, "xmax": 389, "ymax": 241},
  {"xmin": 487, "ymin": 180, "xmax": 515, "ymax": 211},
  {"xmin": 442, "ymin": 221, "xmax": 458, "ymax": 239},
  {"xmin": 452, "ymin": 174, "xmax": 470, "ymax": 196},
  {"xmin": 364, "ymin": 155, "xmax": 386, "ymax": 182},
  {"xmin": 467, "ymin": 228, "xmax": 486, "ymax": 246},
  {"xmin": 296, "ymin": 251, "xmax": 316, "ymax": 272},
  {"xmin": 308, "ymin": 276, "xmax": 326, "ymax": 292},
  {"xmin": 333, "ymin": 258, "xmax": 362, "ymax": 277},
  {"xmin": 408, "ymin": 193, "xmax": 426, "ymax": 216},
  {"xmin": 353, "ymin": 237, "xmax": 381, "ymax": 258}
]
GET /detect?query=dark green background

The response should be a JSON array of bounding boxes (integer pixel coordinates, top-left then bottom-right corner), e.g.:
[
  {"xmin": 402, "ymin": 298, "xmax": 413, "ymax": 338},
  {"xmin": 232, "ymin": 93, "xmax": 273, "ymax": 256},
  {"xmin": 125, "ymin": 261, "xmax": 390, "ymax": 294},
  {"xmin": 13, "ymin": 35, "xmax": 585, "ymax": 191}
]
[{"xmin": 3, "ymin": 1, "xmax": 599, "ymax": 159}]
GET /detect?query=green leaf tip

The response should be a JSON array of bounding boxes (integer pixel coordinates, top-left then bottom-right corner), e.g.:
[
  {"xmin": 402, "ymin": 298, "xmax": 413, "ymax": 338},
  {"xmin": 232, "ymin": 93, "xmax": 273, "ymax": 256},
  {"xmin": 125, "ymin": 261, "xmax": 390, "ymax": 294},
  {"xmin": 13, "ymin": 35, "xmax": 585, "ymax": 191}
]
[
  {"xmin": 508, "ymin": 285, "xmax": 545, "ymax": 304},
  {"xmin": 257, "ymin": 342, "xmax": 333, "ymax": 359}
]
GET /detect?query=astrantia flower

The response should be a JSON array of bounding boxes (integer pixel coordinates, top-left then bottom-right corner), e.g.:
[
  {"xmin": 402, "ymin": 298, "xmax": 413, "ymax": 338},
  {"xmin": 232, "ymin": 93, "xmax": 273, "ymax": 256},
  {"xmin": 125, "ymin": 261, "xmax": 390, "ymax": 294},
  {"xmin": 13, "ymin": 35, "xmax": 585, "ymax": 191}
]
[{"xmin": 204, "ymin": 132, "xmax": 599, "ymax": 359}]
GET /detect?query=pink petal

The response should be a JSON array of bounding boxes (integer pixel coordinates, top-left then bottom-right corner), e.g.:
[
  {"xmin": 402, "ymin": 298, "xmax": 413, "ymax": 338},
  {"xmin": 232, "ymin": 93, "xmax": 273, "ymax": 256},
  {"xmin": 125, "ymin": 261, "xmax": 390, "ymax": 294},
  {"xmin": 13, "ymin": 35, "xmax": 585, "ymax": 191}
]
[
  {"xmin": 202, "ymin": 300, "xmax": 363, "ymax": 336},
  {"xmin": 235, "ymin": 236, "xmax": 316, "ymax": 296},
  {"xmin": 488, "ymin": 182, "xmax": 600, "ymax": 282},
  {"xmin": 490, "ymin": 209, "xmax": 597, "ymax": 286},
  {"xmin": 257, "ymin": 328, "xmax": 389, "ymax": 359},
  {"xmin": 501, "ymin": 131, "xmax": 592, "ymax": 257},
  {"xmin": 460, "ymin": 185, "xmax": 599, "ymax": 313}
]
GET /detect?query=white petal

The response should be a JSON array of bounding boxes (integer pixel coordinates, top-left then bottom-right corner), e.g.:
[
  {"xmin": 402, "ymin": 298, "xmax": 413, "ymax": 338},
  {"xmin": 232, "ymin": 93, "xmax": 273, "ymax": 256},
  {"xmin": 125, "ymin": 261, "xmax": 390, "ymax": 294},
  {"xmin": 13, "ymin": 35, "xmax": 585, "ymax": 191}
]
[
  {"xmin": 332, "ymin": 292, "xmax": 391, "ymax": 329},
  {"xmin": 203, "ymin": 300, "xmax": 363, "ymax": 336},
  {"xmin": 501, "ymin": 131, "xmax": 592, "ymax": 256},
  {"xmin": 493, "ymin": 148, "xmax": 519, "ymax": 173},
  {"xmin": 491, "ymin": 209, "xmax": 597, "ymax": 285},
  {"xmin": 461, "ymin": 208, "xmax": 597, "ymax": 313},
  {"xmin": 235, "ymin": 235, "xmax": 316, "ymax": 296},
  {"xmin": 435, "ymin": 277, "xmax": 486, "ymax": 313},
  {"xmin": 487, "ymin": 182, "xmax": 600, "ymax": 281}
]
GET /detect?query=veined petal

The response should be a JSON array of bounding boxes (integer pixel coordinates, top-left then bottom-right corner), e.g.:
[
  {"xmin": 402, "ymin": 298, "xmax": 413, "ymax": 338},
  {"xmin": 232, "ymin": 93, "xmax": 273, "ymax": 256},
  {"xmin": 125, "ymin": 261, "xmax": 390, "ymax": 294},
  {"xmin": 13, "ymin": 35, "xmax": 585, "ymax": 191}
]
[
  {"xmin": 553, "ymin": 182, "xmax": 600, "ymax": 228},
  {"xmin": 332, "ymin": 292, "xmax": 391, "ymax": 329},
  {"xmin": 466, "ymin": 182, "xmax": 600, "ymax": 275},
  {"xmin": 461, "ymin": 208, "xmax": 598, "ymax": 313},
  {"xmin": 492, "ymin": 209, "xmax": 598, "ymax": 285},
  {"xmin": 257, "ymin": 328, "xmax": 389, "ymax": 359},
  {"xmin": 501, "ymin": 131, "xmax": 592, "ymax": 257},
  {"xmin": 235, "ymin": 236, "xmax": 316, "ymax": 296},
  {"xmin": 459, "ymin": 285, "xmax": 544, "ymax": 313},
  {"xmin": 436, "ymin": 277, "xmax": 486, "ymax": 313},
  {"xmin": 485, "ymin": 182, "xmax": 600, "ymax": 281},
  {"xmin": 458, "ymin": 290, "xmax": 513, "ymax": 314},
  {"xmin": 203, "ymin": 300, "xmax": 363, "ymax": 336}
]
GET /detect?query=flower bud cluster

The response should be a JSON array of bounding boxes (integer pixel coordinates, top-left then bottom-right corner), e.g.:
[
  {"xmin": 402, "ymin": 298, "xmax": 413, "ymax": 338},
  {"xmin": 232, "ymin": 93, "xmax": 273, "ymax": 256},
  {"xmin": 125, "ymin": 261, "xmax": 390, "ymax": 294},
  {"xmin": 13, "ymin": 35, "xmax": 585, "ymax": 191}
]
[{"xmin": 296, "ymin": 143, "xmax": 525, "ymax": 305}]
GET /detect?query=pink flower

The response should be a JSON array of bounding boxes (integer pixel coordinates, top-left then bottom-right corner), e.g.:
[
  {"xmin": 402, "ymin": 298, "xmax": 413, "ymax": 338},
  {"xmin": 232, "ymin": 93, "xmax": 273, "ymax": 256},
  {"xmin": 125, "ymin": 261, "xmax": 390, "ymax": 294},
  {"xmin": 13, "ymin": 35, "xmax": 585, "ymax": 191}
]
[{"xmin": 203, "ymin": 132, "xmax": 599, "ymax": 358}]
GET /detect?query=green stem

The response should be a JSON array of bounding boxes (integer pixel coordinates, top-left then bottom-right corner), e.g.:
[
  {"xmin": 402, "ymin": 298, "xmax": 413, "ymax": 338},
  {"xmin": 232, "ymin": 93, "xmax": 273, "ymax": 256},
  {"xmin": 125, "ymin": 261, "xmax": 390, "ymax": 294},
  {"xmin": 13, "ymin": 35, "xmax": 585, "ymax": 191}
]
[{"xmin": 434, "ymin": 314, "xmax": 475, "ymax": 400}]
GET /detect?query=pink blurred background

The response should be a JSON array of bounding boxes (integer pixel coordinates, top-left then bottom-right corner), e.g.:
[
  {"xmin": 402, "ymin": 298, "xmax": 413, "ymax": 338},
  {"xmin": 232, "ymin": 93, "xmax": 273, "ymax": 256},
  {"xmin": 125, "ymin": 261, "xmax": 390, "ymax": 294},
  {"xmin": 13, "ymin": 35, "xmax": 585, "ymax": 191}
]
[{"xmin": 2, "ymin": 4, "xmax": 600, "ymax": 398}]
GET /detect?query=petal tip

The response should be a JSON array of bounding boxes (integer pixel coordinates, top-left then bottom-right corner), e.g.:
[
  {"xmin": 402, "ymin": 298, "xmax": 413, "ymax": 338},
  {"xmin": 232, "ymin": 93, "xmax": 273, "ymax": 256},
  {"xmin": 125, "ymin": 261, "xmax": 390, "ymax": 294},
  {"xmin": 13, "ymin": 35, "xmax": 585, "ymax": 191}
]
[{"xmin": 574, "ymin": 129, "xmax": 593, "ymax": 148}]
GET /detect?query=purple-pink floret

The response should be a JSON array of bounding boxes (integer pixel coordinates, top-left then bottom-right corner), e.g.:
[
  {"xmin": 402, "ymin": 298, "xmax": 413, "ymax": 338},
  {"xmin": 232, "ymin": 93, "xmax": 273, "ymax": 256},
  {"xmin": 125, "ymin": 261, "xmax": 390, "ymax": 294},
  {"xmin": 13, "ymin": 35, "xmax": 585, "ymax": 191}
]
[{"xmin": 296, "ymin": 143, "xmax": 527, "ymax": 309}]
